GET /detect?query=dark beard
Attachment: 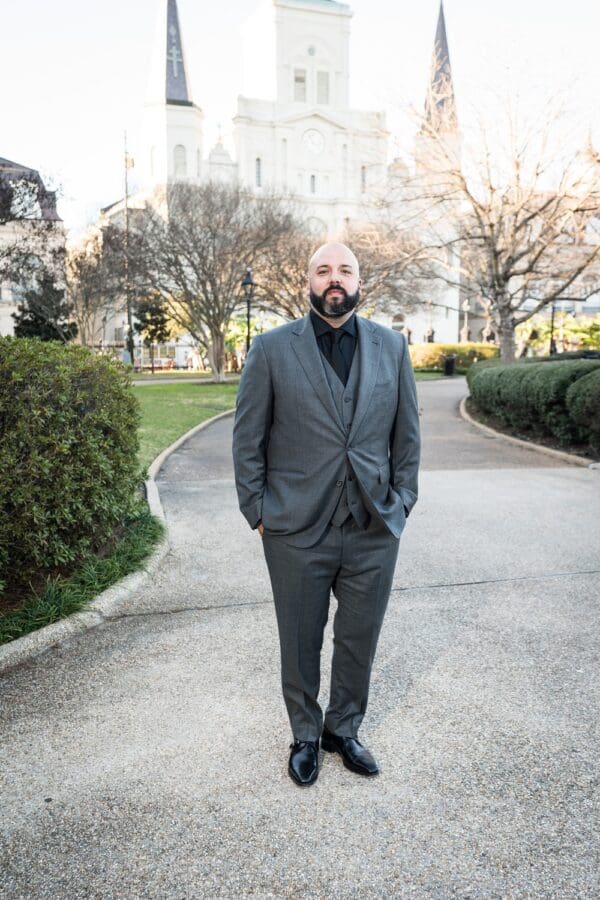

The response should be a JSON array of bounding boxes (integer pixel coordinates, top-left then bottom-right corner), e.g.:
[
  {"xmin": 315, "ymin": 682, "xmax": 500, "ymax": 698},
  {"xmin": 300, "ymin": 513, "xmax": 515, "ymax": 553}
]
[{"xmin": 310, "ymin": 285, "xmax": 361, "ymax": 319}]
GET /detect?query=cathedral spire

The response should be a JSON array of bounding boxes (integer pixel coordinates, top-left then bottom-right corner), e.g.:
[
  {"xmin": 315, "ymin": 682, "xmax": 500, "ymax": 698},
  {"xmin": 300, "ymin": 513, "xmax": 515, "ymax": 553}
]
[
  {"xmin": 423, "ymin": 1, "xmax": 457, "ymax": 131},
  {"xmin": 165, "ymin": 0, "xmax": 191, "ymax": 105}
]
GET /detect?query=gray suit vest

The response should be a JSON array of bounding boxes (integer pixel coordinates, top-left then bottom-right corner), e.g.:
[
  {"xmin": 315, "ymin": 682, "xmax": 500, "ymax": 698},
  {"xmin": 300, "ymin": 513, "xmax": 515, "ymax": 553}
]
[{"xmin": 321, "ymin": 345, "xmax": 371, "ymax": 529}]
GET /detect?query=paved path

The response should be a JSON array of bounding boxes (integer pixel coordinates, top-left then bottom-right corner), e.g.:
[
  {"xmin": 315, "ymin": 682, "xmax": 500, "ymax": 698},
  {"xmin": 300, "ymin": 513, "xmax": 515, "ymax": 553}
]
[{"xmin": 2, "ymin": 377, "xmax": 598, "ymax": 898}]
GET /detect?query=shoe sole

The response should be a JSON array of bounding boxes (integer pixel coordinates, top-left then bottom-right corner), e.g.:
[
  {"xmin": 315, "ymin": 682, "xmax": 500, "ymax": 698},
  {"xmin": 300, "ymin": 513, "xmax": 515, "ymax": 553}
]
[{"xmin": 321, "ymin": 741, "xmax": 379, "ymax": 776}]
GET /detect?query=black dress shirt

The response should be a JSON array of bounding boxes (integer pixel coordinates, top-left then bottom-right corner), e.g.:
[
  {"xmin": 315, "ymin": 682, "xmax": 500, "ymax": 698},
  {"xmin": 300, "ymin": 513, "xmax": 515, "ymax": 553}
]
[{"xmin": 309, "ymin": 309, "xmax": 357, "ymax": 386}]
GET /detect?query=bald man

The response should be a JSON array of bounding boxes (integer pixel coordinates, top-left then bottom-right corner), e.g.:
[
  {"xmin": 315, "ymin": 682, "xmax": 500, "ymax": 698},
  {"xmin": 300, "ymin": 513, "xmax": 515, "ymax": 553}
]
[{"xmin": 232, "ymin": 242, "xmax": 420, "ymax": 786}]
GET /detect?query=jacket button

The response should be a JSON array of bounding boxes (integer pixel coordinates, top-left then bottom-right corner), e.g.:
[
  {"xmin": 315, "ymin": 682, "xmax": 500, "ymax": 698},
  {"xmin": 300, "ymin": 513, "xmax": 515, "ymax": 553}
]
[
  {"xmin": 336, "ymin": 480, "xmax": 343, "ymax": 487},
  {"xmin": 344, "ymin": 397, "xmax": 352, "ymax": 403}
]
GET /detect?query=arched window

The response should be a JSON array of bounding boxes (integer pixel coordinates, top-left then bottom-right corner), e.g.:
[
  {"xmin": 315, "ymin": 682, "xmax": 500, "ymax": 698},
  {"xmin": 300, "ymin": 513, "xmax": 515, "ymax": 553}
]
[
  {"xmin": 255, "ymin": 157, "xmax": 262, "ymax": 188},
  {"xmin": 310, "ymin": 174, "xmax": 316, "ymax": 194},
  {"xmin": 174, "ymin": 144, "xmax": 187, "ymax": 177},
  {"xmin": 361, "ymin": 165, "xmax": 367, "ymax": 193}
]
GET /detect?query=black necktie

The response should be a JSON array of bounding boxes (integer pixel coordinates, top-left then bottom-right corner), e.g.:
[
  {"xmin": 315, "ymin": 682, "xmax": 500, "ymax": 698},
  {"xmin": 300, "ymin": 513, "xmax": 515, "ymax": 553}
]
[{"xmin": 330, "ymin": 329, "xmax": 347, "ymax": 386}]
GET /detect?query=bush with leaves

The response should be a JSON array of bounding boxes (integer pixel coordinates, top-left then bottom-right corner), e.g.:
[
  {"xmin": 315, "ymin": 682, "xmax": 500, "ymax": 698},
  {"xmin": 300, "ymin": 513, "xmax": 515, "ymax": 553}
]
[
  {"xmin": 468, "ymin": 358, "xmax": 600, "ymax": 447},
  {"xmin": 0, "ymin": 337, "xmax": 141, "ymax": 594},
  {"xmin": 409, "ymin": 342, "xmax": 499, "ymax": 371},
  {"xmin": 566, "ymin": 369, "xmax": 600, "ymax": 452}
]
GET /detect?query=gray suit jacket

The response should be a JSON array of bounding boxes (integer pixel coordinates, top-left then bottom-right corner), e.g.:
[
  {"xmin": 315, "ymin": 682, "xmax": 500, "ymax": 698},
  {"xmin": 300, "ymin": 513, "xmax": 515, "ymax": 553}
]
[{"xmin": 232, "ymin": 312, "xmax": 421, "ymax": 547}]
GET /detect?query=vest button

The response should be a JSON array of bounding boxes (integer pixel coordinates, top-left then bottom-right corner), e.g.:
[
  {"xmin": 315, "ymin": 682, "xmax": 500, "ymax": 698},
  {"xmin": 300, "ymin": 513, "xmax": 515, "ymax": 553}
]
[{"xmin": 344, "ymin": 397, "xmax": 352, "ymax": 403}]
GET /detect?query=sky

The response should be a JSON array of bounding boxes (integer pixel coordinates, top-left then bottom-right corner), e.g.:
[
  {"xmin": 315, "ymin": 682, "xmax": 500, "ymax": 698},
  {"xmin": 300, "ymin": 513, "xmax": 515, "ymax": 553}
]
[{"xmin": 1, "ymin": 0, "xmax": 599, "ymax": 233}]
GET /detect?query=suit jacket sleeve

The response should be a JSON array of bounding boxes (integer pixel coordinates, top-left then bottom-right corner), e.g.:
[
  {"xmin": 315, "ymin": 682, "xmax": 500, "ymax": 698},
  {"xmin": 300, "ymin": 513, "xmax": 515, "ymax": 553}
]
[
  {"xmin": 232, "ymin": 335, "xmax": 273, "ymax": 529},
  {"xmin": 390, "ymin": 334, "xmax": 421, "ymax": 517}
]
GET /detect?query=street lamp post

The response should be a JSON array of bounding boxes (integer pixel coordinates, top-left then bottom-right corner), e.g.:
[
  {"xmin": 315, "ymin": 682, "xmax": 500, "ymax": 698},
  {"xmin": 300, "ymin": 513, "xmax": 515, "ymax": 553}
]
[
  {"xmin": 549, "ymin": 301, "xmax": 557, "ymax": 355},
  {"xmin": 241, "ymin": 267, "xmax": 255, "ymax": 360},
  {"xmin": 123, "ymin": 131, "xmax": 135, "ymax": 367}
]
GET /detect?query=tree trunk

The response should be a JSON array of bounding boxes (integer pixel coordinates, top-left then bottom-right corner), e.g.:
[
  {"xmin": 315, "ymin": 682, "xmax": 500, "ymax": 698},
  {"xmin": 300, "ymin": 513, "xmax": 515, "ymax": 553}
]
[
  {"xmin": 207, "ymin": 330, "xmax": 226, "ymax": 382},
  {"xmin": 497, "ymin": 325, "xmax": 516, "ymax": 363}
]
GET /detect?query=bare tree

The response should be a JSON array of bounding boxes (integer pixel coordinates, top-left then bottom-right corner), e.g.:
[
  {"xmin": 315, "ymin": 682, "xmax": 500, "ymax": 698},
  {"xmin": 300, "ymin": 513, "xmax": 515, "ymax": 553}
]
[
  {"xmin": 128, "ymin": 181, "xmax": 297, "ymax": 380},
  {"xmin": 255, "ymin": 221, "xmax": 427, "ymax": 321},
  {"xmin": 342, "ymin": 223, "xmax": 429, "ymax": 319},
  {"xmin": 66, "ymin": 231, "xmax": 120, "ymax": 346},
  {"xmin": 402, "ymin": 95, "xmax": 600, "ymax": 360},
  {"xmin": 253, "ymin": 226, "xmax": 319, "ymax": 320}
]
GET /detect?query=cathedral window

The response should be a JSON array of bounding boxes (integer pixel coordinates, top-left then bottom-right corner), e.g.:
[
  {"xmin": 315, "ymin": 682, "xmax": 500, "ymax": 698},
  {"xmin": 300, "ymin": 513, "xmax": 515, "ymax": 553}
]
[
  {"xmin": 255, "ymin": 157, "xmax": 262, "ymax": 188},
  {"xmin": 310, "ymin": 174, "xmax": 316, "ymax": 194},
  {"xmin": 174, "ymin": 144, "xmax": 187, "ymax": 178},
  {"xmin": 361, "ymin": 165, "xmax": 367, "ymax": 193},
  {"xmin": 317, "ymin": 71, "xmax": 329, "ymax": 105},
  {"xmin": 294, "ymin": 69, "xmax": 307, "ymax": 102}
]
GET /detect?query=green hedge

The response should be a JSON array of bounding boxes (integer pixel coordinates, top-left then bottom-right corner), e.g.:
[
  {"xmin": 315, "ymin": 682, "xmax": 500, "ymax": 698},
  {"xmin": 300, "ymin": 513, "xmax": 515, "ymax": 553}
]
[
  {"xmin": 409, "ymin": 342, "xmax": 499, "ymax": 371},
  {"xmin": 0, "ymin": 338, "xmax": 141, "ymax": 594},
  {"xmin": 566, "ymin": 369, "xmax": 600, "ymax": 452},
  {"xmin": 468, "ymin": 358, "xmax": 600, "ymax": 448}
]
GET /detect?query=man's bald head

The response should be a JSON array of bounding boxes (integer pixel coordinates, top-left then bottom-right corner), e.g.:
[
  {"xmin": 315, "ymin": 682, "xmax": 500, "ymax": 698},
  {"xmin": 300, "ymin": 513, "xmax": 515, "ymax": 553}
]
[
  {"xmin": 307, "ymin": 241, "xmax": 362, "ymax": 322},
  {"xmin": 308, "ymin": 242, "xmax": 360, "ymax": 278}
]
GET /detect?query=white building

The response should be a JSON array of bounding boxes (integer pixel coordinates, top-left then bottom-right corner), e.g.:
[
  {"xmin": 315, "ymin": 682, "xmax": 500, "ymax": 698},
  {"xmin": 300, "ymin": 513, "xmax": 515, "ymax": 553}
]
[{"xmin": 122, "ymin": 0, "xmax": 462, "ymax": 343}]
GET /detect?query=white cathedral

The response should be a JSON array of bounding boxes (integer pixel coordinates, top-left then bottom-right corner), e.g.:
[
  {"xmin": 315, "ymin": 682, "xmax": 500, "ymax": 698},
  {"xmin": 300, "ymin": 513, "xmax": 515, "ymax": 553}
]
[{"xmin": 107, "ymin": 0, "xmax": 460, "ymax": 345}]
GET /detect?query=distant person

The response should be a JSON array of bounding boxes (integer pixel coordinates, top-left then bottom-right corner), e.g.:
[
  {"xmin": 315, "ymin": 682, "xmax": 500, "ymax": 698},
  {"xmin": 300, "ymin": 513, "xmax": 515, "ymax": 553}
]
[{"xmin": 232, "ymin": 242, "xmax": 421, "ymax": 786}]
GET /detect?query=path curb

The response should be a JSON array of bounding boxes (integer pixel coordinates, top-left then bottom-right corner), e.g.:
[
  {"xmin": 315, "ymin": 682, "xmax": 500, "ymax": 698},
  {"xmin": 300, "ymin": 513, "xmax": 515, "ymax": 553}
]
[
  {"xmin": 459, "ymin": 395, "xmax": 597, "ymax": 468},
  {"xmin": 0, "ymin": 408, "xmax": 236, "ymax": 675}
]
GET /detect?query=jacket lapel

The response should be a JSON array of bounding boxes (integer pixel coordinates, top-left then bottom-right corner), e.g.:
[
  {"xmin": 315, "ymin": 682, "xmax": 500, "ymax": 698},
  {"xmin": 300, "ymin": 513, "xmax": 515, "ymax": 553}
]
[
  {"xmin": 290, "ymin": 314, "xmax": 345, "ymax": 433},
  {"xmin": 347, "ymin": 316, "xmax": 382, "ymax": 444}
]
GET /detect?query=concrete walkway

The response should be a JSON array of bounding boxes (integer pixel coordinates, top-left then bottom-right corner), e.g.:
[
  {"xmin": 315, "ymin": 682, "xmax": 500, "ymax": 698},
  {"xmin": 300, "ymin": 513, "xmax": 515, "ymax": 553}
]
[{"xmin": 1, "ymin": 377, "xmax": 598, "ymax": 898}]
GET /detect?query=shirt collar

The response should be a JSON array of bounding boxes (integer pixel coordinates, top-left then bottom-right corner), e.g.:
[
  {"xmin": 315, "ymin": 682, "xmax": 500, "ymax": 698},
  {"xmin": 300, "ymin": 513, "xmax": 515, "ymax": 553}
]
[{"xmin": 309, "ymin": 308, "xmax": 357, "ymax": 339}]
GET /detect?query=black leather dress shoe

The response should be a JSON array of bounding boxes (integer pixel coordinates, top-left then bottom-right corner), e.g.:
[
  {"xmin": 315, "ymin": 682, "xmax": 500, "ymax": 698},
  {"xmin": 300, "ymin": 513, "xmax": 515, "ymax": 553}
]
[
  {"xmin": 321, "ymin": 728, "xmax": 379, "ymax": 776},
  {"xmin": 288, "ymin": 739, "xmax": 319, "ymax": 786}
]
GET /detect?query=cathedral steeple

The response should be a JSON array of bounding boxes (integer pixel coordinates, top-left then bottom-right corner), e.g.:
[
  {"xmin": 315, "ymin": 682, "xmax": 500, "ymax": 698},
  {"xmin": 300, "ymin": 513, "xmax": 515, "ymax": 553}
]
[
  {"xmin": 423, "ymin": 1, "xmax": 457, "ymax": 132},
  {"xmin": 146, "ymin": 0, "xmax": 193, "ymax": 106},
  {"xmin": 165, "ymin": 0, "xmax": 191, "ymax": 105},
  {"xmin": 141, "ymin": 0, "xmax": 204, "ymax": 188}
]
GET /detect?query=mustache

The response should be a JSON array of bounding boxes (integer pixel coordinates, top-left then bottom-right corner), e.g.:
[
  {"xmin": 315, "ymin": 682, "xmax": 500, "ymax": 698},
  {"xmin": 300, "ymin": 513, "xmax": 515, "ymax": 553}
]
[{"xmin": 323, "ymin": 285, "xmax": 348, "ymax": 298}]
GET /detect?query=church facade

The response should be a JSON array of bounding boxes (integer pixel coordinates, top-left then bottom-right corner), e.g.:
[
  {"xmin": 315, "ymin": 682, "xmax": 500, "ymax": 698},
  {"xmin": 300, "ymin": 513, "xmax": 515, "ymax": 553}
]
[{"xmin": 129, "ymin": 0, "xmax": 461, "ymax": 344}]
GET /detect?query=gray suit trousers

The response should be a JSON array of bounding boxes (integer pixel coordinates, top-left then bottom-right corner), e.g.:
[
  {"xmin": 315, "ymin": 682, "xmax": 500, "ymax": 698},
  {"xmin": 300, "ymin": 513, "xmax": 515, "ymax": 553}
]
[{"xmin": 261, "ymin": 516, "xmax": 400, "ymax": 742}]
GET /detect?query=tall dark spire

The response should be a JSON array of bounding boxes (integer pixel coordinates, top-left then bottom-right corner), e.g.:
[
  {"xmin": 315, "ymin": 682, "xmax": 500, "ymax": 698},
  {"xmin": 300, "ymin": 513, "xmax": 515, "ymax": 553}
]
[
  {"xmin": 165, "ymin": 0, "xmax": 191, "ymax": 105},
  {"xmin": 424, "ymin": 2, "xmax": 457, "ymax": 131}
]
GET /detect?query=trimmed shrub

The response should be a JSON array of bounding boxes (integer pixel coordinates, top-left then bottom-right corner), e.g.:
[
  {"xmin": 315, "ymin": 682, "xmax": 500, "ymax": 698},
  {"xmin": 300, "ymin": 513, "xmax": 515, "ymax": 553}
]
[
  {"xmin": 468, "ymin": 358, "xmax": 600, "ymax": 448},
  {"xmin": 466, "ymin": 357, "xmax": 504, "ymax": 390},
  {"xmin": 409, "ymin": 342, "xmax": 499, "ymax": 371},
  {"xmin": 0, "ymin": 337, "xmax": 141, "ymax": 594},
  {"xmin": 530, "ymin": 361, "xmax": 600, "ymax": 444},
  {"xmin": 565, "ymin": 368, "xmax": 600, "ymax": 452}
]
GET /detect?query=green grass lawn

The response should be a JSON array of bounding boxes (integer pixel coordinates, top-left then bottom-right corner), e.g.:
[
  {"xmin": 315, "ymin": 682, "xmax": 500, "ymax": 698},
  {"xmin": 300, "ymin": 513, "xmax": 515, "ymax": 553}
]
[{"xmin": 134, "ymin": 382, "xmax": 239, "ymax": 470}]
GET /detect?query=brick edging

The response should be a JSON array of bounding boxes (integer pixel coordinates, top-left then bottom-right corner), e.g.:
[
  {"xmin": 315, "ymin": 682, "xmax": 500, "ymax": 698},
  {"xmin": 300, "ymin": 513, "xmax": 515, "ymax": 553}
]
[{"xmin": 459, "ymin": 396, "xmax": 597, "ymax": 469}]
